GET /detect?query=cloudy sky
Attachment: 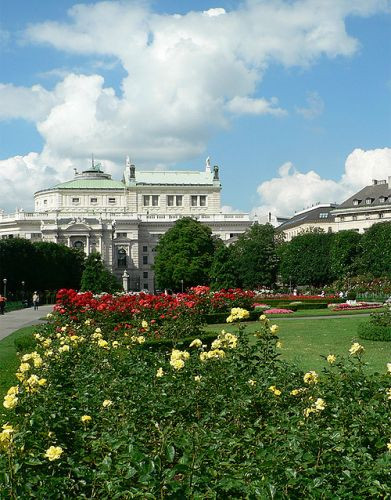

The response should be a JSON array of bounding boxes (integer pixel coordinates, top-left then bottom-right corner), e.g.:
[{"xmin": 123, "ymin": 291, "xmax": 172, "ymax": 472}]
[{"xmin": 0, "ymin": 0, "xmax": 390, "ymax": 216}]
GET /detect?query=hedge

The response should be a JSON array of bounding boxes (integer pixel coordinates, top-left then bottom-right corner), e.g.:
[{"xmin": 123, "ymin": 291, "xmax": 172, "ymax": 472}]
[
  {"xmin": 255, "ymin": 298, "xmax": 344, "ymax": 305},
  {"xmin": 358, "ymin": 322, "xmax": 391, "ymax": 341}
]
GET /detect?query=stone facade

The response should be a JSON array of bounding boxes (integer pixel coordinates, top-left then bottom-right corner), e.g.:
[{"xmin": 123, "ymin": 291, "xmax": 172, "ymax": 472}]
[
  {"xmin": 0, "ymin": 159, "xmax": 252, "ymax": 291},
  {"xmin": 279, "ymin": 177, "xmax": 391, "ymax": 241}
]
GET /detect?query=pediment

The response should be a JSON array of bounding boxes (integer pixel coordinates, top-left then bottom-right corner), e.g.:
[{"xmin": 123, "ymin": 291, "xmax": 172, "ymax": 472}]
[{"xmin": 64, "ymin": 222, "xmax": 93, "ymax": 231}]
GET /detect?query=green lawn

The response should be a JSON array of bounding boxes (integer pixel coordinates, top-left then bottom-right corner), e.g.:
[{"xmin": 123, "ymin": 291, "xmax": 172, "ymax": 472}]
[
  {"xmin": 255, "ymin": 307, "xmax": 386, "ymax": 318},
  {"xmin": 206, "ymin": 316, "xmax": 391, "ymax": 373},
  {"xmin": 0, "ymin": 325, "xmax": 37, "ymax": 398}
]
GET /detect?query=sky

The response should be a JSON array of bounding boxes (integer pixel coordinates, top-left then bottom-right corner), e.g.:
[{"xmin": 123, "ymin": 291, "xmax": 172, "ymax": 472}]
[{"xmin": 0, "ymin": 0, "xmax": 390, "ymax": 217}]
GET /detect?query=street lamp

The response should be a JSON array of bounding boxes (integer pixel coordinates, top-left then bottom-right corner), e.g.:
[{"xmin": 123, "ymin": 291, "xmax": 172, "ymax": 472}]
[
  {"xmin": 21, "ymin": 281, "xmax": 25, "ymax": 302},
  {"xmin": 180, "ymin": 279, "xmax": 184, "ymax": 293},
  {"xmin": 3, "ymin": 278, "xmax": 7, "ymax": 299}
]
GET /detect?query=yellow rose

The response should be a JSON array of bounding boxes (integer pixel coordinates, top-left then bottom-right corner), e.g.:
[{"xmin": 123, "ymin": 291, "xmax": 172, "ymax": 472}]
[
  {"xmin": 314, "ymin": 398, "xmax": 326, "ymax": 411},
  {"xmin": 194, "ymin": 375, "xmax": 202, "ymax": 382},
  {"xmin": 38, "ymin": 378, "xmax": 47, "ymax": 387},
  {"xmin": 156, "ymin": 367, "xmax": 164, "ymax": 378},
  {"xmin": 268, "ymin": 385, "xmax": 281, "ymax": 396},
  {"xmin": 3, "ymin": 395, "xmax": 18, "ymax": 409},
  {"xmin": 270, "ymin": 324, "xmax": 279, "ymax": 334},
  {"xmin": 44, "ymin": 446, "xmax": 63, "ymax": 461},
  {"xmin": 102, "ymin": 399, "xmax": 112, "ymax": 408},
  {"xmin": 303, "ymin": 371, "xmax": 319, "ymax": 385},
  {"xmin": 349, "ymin": 342, "xmax": 364, "ymax": 356},
  {"xmin": 327, "ymin": 354, "xmax": 336, "ymax": 364},
  {"xmin": 81, "ymin": 415, "xmax": 92, "ymax": 423},
  {"xmin": 189, "ymin": 339, "xmax": 202, "ymax": 348},
  {"xmin": 19, "ymin": 363, "xmax": 30, "ymax": 373},
  {"xmin": 141, "ymin": 320, "xmax": 149, "ymax": 329}
]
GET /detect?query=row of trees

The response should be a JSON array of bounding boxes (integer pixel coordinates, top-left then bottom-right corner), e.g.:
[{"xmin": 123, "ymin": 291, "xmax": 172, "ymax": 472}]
[
  {"xmin": 154, "ymin": 218, "xmax": 391, "ymax": 290},
  {"xmin": 0, "ymin": 239, "xmax": 84, "ymax": 297}
]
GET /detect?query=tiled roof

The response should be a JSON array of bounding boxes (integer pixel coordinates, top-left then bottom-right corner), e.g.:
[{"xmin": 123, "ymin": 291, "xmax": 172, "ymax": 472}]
[
  {"xmin": 278, "ymin": 205, "xmax": 336, "ymax": 230},
  {"xmin": 336, "ymin": 183, "xmax": 391, "ymax": 210}
]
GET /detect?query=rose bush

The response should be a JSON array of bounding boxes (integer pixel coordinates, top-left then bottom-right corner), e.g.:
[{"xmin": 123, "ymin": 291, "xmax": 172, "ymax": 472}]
[{"xmin": 0, "ymin": 308, "xmax": 390, "ymax": 498}]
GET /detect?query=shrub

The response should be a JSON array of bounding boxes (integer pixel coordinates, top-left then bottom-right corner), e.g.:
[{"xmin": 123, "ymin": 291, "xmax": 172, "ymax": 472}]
[
  {"xmin": 358, "ymin": 322, "xmax": 391, "ymax": 341},
  {"xmin": 358, "ymin": 308, "xmax": 391, "ymax": 341},
  {"xmin": 346, "ymin": 291, "xmax": 357, "ymax": 300},
  {"xmin": 0, "ymin": 313, "xmax": 390, "ymax": 498}
]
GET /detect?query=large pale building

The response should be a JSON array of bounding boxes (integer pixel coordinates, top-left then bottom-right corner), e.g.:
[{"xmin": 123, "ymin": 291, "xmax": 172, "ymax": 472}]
[
  {"xmin": 0, "ymin": 158, "xmax": 252, "ymax": 291},
  {"xmin": 279, "ymin": 177, "xmax": 391, "ymax": 241}
]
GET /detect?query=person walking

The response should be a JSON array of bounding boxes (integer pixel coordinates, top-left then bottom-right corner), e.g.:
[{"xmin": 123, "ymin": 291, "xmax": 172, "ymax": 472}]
[
  {"xmin": 0, "ymin": 294, "xmax": 6, "ymax": 315},
  {"xmin": 32, "ymin": 291, "xmax": 40, "ymax": 310}
]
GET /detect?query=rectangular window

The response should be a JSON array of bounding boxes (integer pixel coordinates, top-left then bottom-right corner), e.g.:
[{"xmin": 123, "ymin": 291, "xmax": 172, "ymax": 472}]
[
  {"xmin": 43, "ymin": 199, "xmax": 47, "ymax": 205},
  {"xmin": 352, "ymin": 215, "xmax": 357, "ymax": 221},
  {"xmin": 143, "ymin": 195, "xmax": 150, "ymax": 206},
  {"xmin": 143, "ymin": 283, "xmax": 149, "ymax": 290},
  {"xmin": 199, "ymin": 195, "xmax": 207, "ymax": 207},
  {"xmin": 152, "ymin": 195, "xmax": 159, "ymax": 206},
  {"xmin": 167, "ymin": 195, "xmax": 174, "ymax": 206},
  {"xmin": 90, "ymin": 197, "xmax": 97, "ymax": 203},
  {"xmin": 143, "ymin": 255, "xmax": 148, "ymax": 265},
  {"xmin": 72, "ymin": 198, "xmax": 80, "ymax": 203},
  {"xmin": 176, "ymin": 195, "xmax": 183, "ymax": 206},
  {"xmin": 143, "ymin": 271, "xmax": 148, "ymax": 278},
  {"xmin": 319, "ymin": 213, "xmax": 328, "ymax": 219},
  {"xmin": 116, "ymin": 233, "xmax": 127, "ymax": 238},
  {"xmin": 108, "ymin": 198, "xmax": 116, "ymax": 204},
  {"xmin": 191, "ymin": 195, "xmax": 198, "ymax": 207},
  {"xmin": 142, "ymin": 245, "xmax": 148, "ymax": 252}
]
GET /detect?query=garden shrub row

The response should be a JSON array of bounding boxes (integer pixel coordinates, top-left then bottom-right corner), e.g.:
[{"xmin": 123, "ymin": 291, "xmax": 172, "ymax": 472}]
[{"xmin": 358, "ymin": 323, "xmax": 391, "ymax": 341}]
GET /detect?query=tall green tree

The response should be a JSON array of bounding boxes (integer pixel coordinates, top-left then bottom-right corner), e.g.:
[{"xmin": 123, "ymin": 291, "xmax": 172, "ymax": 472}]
[
  {"xmin": 329, "ymin": 230, "xmax": 362, "ymax": 278},
  {"xmin": 279, "ymin": 231, "xmax": 334, "ymax": 287},
  {"xmin": 209, "ymin": 243, "xmax": 240, "ymax": 290},
  {"xmin": 80, "ymin": 252, "xmax": 122, "ymax": 293},
  {"xmin": 154, "ymin": 217, "xmax": 215, "ymax": 290},
  {"xmin": 358, "ymin": 221, "xmax": 391, "ymax": 277},
  {"xmin": 231, "ymin": 223, "xmax": 279, "ymax": 289},
  {"xmin": 0, "ymin": 239, "xmax": 83, "ymax": 295}
]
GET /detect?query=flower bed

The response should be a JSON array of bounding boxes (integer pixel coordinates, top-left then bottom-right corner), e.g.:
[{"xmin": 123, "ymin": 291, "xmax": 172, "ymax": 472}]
[
  {"xmin": 0, "ymin": 310, "xmax": 390, "ymax": 498},
  {"xmin": 264, "ymin": 308, "xmax": 294, "ymax": 314},
  {"xmin": 331, "ymin": 302, "xmax": 384, "ymax": 312}
]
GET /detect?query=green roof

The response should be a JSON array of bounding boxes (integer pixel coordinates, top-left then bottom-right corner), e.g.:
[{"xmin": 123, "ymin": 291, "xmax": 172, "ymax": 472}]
[
  {"xmin": 53, "ymin": 179, "xmax": 125, "ymax": 190},
  {"xmin": 135, "ymin": 171, "xmax": 214, "ymax": 185}
]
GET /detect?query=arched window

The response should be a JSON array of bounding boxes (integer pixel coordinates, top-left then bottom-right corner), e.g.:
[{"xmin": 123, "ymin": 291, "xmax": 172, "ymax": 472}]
[
  {"xmin": 118, "ymin": 248, "xmax": 127, "ymax": 268},
  {"xmin": 73, "ymin": 240, "xmax": 84, "ymax": 250}
]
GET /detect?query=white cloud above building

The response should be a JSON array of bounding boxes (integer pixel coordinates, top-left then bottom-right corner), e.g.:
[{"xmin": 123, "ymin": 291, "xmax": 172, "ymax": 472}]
[{"xmin": 0, "ymin": 0, "xmax": 389, "ymax": 212}]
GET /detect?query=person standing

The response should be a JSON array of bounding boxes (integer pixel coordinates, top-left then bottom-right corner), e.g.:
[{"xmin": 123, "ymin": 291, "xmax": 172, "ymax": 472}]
[
  {"xmin": 0, "ymin": 294, "xmax": 6, "ymax": 314},
  {"xmin": 32, "ymin": 291, "xmax": 40, "ymax": 310}
]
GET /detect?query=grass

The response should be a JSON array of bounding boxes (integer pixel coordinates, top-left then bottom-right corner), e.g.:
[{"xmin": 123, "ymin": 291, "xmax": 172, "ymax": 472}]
[
  {"xmin": 256, "ymin": 307, "xmax": 387, "ymax": 318},
  {"xmin": 0, "ymin": 325, "xmax": 37, "ymax": 398},
  {"xmin": 206, "ymin": 316, "xmax": 391, "ymax": 374}
]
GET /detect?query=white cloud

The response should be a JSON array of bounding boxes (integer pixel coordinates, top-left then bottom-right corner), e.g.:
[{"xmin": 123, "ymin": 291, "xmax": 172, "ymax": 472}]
[
  {"xmin": 0, "ymin": 0, "xmax": 389, "ymax": 211},
  {"xmin": 252, "ymin": 147, "xmax": 391, "ymax": 218},
  {"xmin": 227, "ymin": 96, "xmax": 287, "ymax": 116},
  {"xmin": 296, "ymin": 91, "xmax": 324, "ymax": 119},
  {"xmin": 0, "ymin": 83, "xmax": 56, "ymax": 121}
]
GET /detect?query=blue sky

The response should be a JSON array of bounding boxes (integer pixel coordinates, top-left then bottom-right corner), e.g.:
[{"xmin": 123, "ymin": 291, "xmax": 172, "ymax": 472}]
[{"xmin": 0, "ymin": 0, "xmax": 390, "ymax": 215}]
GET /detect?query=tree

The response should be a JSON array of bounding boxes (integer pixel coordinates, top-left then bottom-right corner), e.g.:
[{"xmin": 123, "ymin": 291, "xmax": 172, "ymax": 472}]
[
  {"xmin": 80, "ymin": 252, "xmax": 122, "ymax": 293},
  {"xmin": 279, "ymin": 231, "xmax": 334, "ymax": 287},
  {"xmin": 231, "ymin": 223, "xmax": 279, "ymax": 289},
  {"xmin": 329, "ymin": 230, "xmax": 362, "ymax": 278},
  {"xmin": 209, "ymin": 242, "xmax": 240, "ymax": 290},
  {"xmin": 358, "ymin": 221, "xmax": 391, "ymax": 277},
  {"xmin": 153, "ymin": 217, "xmax": 215, "ymax": 290}
]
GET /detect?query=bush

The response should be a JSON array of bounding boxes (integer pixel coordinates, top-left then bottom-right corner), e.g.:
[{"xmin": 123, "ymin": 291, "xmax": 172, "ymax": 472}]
[
  {"xmin": 347, "ymin": 291, "xmax": 357, "ymax": 300},
  {"xmin": 1, "ymin": 315, "xmax": 390, "ymax": 498},
  {"xmin": 358, "ymin": 322, "xmax": 391, "ymax": 341},
  {"xmin": 14, "ymin": 333, "xmax": 36, "ymax": 353},
  {"xmin": 358, "ymin": 308, "xmax": 391, "ymax": 341}
]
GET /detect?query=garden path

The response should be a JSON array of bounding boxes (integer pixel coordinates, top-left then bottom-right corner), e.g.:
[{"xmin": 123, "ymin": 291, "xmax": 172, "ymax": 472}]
[{"xmin": 0, "ymin": 304, "xmax": 53, "ymax": 342}]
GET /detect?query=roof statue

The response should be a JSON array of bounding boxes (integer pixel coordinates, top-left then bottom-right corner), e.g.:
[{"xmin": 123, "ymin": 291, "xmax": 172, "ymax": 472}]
[{"xmin": 205, "ymin": 156, "xmax": 211, "ymax": 173}]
